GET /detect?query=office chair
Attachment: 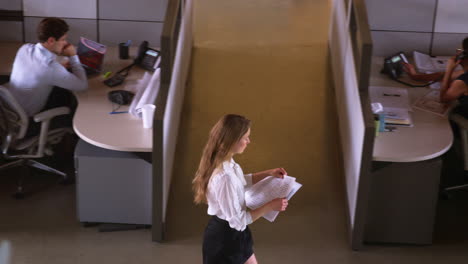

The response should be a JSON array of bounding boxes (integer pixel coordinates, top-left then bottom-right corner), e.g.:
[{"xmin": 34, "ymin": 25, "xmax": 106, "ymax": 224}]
[
  {"xmin": 0, "ymin": 85, "xmax": 73, "ymax": 199},
  {"xmin": 444, "ymin": 112, "xmax": 468, "ymax": 192}
]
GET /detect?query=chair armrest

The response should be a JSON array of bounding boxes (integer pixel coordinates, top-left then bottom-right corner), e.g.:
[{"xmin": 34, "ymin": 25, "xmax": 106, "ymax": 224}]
[{"xmin": 33, "ymin": 107, "xmax": 70, "ymax": 123}]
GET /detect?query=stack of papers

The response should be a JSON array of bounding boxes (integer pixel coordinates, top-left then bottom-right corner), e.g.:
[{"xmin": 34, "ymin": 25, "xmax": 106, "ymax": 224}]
[
  {"xmin": 413, "ymin": 51, "xmax": 462, "ymax": 89},
  {"xmin": 370, "ymin": 86, "xmax": 413, "ymax": 126},
  {"xmin": 413, "ymin": 51, "xmax": 451, "ymax": 73},
  {"xmin": 245, "ymin": 175, "xmax": 302, "ymax": 222}
]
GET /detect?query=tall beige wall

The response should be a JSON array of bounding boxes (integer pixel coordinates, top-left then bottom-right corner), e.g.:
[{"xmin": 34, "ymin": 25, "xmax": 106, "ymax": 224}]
[{"xmin": 169, "ymin": 0, "xmax": 341, "ymax": 220}]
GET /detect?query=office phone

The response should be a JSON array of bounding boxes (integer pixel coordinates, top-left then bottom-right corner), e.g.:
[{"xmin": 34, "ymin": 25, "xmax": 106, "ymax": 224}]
[
  {"xmin": 135, "ymin": 41, "xmax": 160, "ymax": 72},
  {"xmin": 104, "ymin": 41, "xmax": 160, "ymax": 87},
  {"xmin": 381, "ymin": 52, "xmax": 408, "ymax": 80}
]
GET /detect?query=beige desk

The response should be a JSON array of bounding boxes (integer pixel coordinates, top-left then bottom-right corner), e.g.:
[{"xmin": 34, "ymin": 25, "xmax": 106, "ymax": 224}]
[
  {"xmin": 73, "ymin": 47, "xmax": 152, "ymax": 152},
  {"xmin": 71, "ymin": 47, "xmax": 155, "ymax": 226},
  {"xmin": 370, "ymin": 57, "xmax": 453, "ymax": 162},
  {"xmin": 0, "ymin": 43, "xmax": 155, "ymax": 226},
  {"xmin": 0, "ymin": 43, "xmax": 152, "ymax": 152},
  {"xmin": 364, "ymin": 56, "xmax": 453, "ymax": 245}
]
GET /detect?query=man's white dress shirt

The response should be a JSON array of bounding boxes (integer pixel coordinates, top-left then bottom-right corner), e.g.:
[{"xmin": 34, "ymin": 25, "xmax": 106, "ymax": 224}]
[
  {"xmin": 206, "ymin": 159, "xmax": 253, "ymax": 231},
  {"xmin": 7, "ymin": 43, "xmax": 87, "ymax": 116}
]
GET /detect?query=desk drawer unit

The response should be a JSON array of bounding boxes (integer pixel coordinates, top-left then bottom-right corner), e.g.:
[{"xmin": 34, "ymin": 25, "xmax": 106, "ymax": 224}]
[
  {"xmin": 365, "ymin": 158, "xmax": 441, "ymax": 245},
  {"xmin": 74, "ymin": 139, "xmax": 152, "ymax": 225}
]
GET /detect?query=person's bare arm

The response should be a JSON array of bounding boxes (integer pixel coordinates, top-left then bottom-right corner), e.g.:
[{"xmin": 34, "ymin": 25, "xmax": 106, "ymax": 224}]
[
  {"xmin": 440, "ymin": 57, "xmax": 466, "ymax": 102},
  {"xmin": 403, "ymin": 62, "xmax": 463, "ymax": 83},
  {"xmin": 440, "ymin": 80, "xmax": 467, "ymax": 103}
]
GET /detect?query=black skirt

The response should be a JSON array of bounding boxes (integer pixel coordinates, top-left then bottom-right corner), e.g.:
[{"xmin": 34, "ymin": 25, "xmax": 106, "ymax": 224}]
[{"xmin": 203, "ymin": 216, "xmax": 254, "ymax": 264}]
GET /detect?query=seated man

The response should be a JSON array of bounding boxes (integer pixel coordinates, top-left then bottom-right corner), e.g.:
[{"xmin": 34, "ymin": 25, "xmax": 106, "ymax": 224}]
[{"xmin": 7, "ymin": 17, "xmax": 87, "ymax": 118}]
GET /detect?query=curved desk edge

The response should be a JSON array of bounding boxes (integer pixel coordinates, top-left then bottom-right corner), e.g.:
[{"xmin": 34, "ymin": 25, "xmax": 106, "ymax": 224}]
[
  {"xmin": 370, "ymin": 56, "xmax": 453, "ymax": 163},
  {"xmin": 373, "ymin": 141, "xmax": 452, "ymax": 162},
  {"xmin": 73, "ymin": 124, "xmax": 152, "ymax": 152}
]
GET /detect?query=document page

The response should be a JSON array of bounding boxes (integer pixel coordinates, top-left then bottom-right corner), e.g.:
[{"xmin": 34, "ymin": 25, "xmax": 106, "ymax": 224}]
[
  {"xmin": 245, "ymin": 175, "xmax": 302, "ymax": 222},
  {"xmin": 370, "ymin": 86, "xmax": 413, "ymax": 126},
  {"xmin": 413, "ymin": 90, "xmax": 452, "ymax": 117},
  {"xmin": 262, "ymin": 181, "xmax": 302, "ymax": 222}
]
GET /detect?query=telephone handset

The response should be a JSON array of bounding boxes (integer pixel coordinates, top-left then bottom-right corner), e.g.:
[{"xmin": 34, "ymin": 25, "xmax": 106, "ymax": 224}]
[
  {"xmin": 456, "ymin": 49, "xmax": 467, "ymax": 61},
  {"xmin": 135, "ymin": 41, "xmax": 160, "ymax": 72},
  {"xmin": 104, "ymin": 41, "xmax": 160, "ymax": 87}
]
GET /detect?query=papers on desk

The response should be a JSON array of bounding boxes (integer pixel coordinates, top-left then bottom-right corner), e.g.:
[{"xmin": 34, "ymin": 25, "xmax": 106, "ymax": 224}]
[
  {"xmin": 245, "ymin": 175, "xmax": 302, "ymax": 222},
  {"xmin": 413, "ymin": 90, "xmax": 451, "ymax": 117},
  {"xmin": 129, "ymin": 58, "xmax": 161, "ymax": 118},
  {"xmin": 370, "ymin": 86, "xmax": 413, "ymax": 126},
  {"xmin": 413, "ymin": 51, "xmax": 462, "ymax": 89},
  {"xmin": 413, "ymin": 51, "xmax": 450, "ymax": 73}
]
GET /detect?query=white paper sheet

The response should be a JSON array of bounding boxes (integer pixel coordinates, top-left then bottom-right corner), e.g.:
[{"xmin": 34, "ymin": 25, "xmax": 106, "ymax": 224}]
[
  {"xmin": 413, "ymin": 90, "xmax": 452, "ymax": 117},
  {"xmin": 413, "ymin": 51, "xmax": 462, "ymax": 89},
  {"xmin": 129, "ymin": 68, "xmax": 161, "ymax": 118},
  {"xmin": 369, "ymin": 86, "xmax": 413, "ymax": 126},
  {"xmin": 245, "ymin": 175, "xmax": 302, "ymax": 222}
]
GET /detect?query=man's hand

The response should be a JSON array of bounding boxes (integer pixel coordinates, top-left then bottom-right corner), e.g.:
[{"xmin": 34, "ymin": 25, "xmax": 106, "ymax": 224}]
[
  {"xmin": 60, "ymin": 60, "xmax": 71, "ymax": 69},
  {"xmin": 61, "ymin": 44, "xmax": 77, "ymax": 57}
]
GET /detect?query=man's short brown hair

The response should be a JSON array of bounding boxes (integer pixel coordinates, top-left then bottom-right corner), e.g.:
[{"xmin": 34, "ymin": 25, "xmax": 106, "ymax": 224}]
[{"xmin": 37, "ymin": 17, "xmax": 69, "ymax": 43}]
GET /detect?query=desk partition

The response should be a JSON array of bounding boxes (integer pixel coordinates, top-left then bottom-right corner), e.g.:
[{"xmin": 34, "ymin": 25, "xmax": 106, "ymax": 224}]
[
  {"xmin": 152, "ymin": 0, "xmax": 192, "ymax": 242},
  {"xmin": 329, "ymin": 0, "xmax": 374, "ymax": 250}
]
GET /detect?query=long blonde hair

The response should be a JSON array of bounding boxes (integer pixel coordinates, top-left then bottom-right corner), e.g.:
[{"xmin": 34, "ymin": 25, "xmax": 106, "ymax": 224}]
[{"xmin": 192, "ymin": 114, "xmax": 251, "ymax": 204}]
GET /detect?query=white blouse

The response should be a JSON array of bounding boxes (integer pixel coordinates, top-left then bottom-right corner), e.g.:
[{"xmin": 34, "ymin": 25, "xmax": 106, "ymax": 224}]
[{"xmin": 206, "ymin": 159, "xmax": 253, "ymax": 231}]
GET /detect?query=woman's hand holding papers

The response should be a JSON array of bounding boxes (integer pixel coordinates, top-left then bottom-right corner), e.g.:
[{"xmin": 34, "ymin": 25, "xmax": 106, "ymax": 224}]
[
  {"xmin": 269, "ymin": 167, "xmax": 287, "ymax": 179},
  {"xmin": 268, "ymin": 198, "xmax": 288, "ymax": 212},
  {"xmin": 252, "ymin": 167, "xmax": 287, "ymax": 184}
]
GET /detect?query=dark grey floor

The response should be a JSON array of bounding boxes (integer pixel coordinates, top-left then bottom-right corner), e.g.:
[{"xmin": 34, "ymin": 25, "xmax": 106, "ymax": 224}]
[{"xmin": 1, "ymin": 156, "xmax": 468, "ymax": 264}]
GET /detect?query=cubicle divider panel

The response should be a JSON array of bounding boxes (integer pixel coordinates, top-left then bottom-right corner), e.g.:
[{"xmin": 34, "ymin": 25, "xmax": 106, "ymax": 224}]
[
  {"xmin": 329, "ymin": 0, "xmax": 374, "ymax": 250},
  {"xmin": 152, "ymin": 0, "xmax": 192, "ymax": 242},
  {"xmin": 162, "ymin": 0, "xmax": 192, "ymax": 223},
  {"xmin": 349, "ymin": 0, "xmax": 375, "ymax": 250},
  {"xmin": 161, "ymin": 0, "xmax": 182, "ymax": 86}
]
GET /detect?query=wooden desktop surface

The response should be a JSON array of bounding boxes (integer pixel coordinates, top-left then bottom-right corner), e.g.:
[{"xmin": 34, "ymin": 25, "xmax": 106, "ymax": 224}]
[
  {"xmin": 370, "ymin": 57, "xmax": 453, "ymax": 162},
  {"xmin": 0, "ymin": 43, "xmax": 153, "ymax": 152},
  {"xmin": 73, "ymin": 47, "xmax": 153, "ymax": 152}
]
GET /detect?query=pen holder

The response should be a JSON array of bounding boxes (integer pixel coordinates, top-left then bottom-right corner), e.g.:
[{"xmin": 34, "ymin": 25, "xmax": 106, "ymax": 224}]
[{"xmin": 119, "ymin": 43, "xmax": 129, "ymax": 59}]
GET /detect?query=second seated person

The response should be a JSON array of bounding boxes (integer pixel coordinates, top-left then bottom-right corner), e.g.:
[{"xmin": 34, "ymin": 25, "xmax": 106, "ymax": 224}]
[{"xmin": 8, "ymin": 17, "xmax": 88, "ymax": 121}]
